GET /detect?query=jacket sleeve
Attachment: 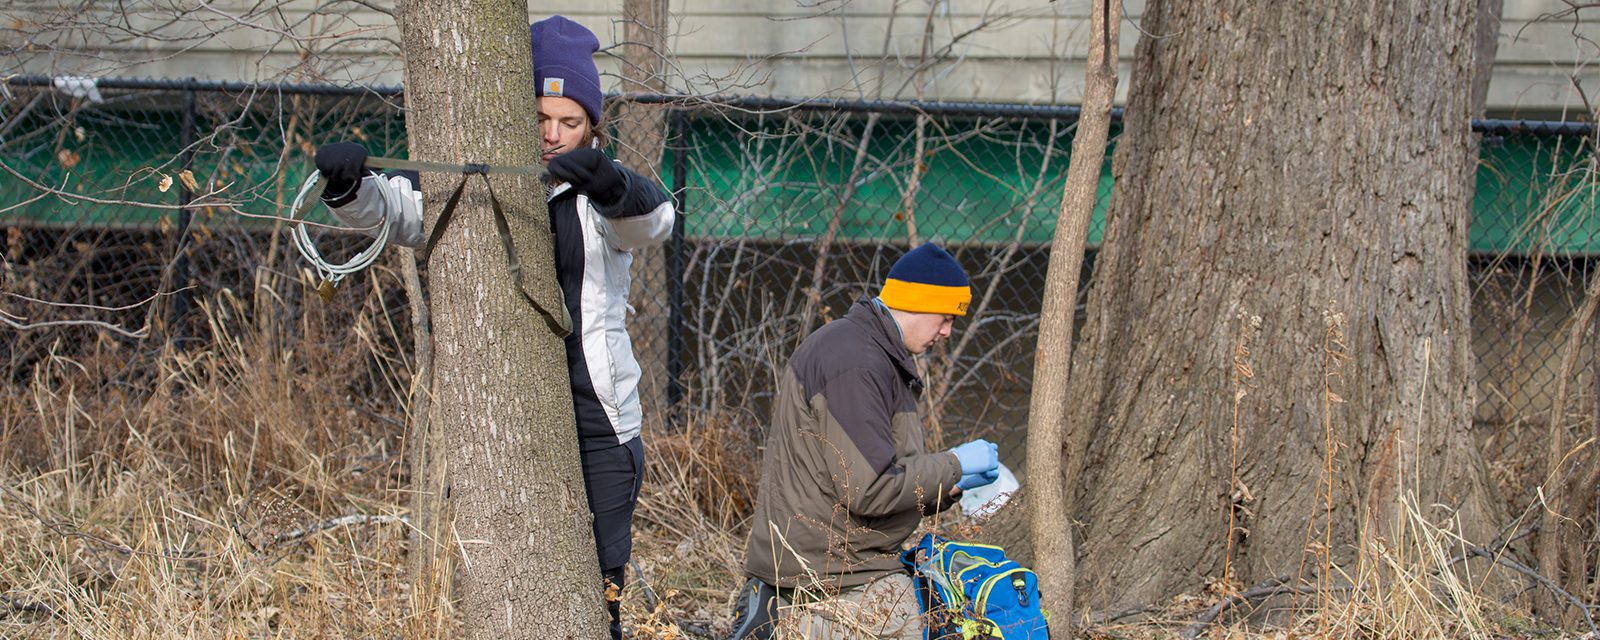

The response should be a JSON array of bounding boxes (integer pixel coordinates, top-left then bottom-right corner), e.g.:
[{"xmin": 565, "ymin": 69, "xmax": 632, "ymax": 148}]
[
  {"xmin": 817, "ymin": 368, "xmax": 963, "ymax": 519},
  {"xmin": 591, "ymin": 164, "xmax": 675, "ymax": 252},
  {"xmin": 324, "ymin": 172, "xmax": 426, "ymax": 248}
]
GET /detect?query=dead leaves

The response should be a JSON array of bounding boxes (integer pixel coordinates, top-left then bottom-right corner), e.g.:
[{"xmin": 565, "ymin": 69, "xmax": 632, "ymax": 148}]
[{"xmin": 155, "ymin": 170, "xmax": 199, "ymax": 194}]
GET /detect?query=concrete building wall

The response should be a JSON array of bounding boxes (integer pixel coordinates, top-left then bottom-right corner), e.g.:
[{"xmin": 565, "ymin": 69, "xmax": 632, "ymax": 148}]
[{"xmin": 4, "ymin": 0, "xmax": 1597, "ymax": 115}]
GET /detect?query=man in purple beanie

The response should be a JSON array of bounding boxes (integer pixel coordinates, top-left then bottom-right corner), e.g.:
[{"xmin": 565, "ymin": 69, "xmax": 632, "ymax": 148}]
[{"xmin": 313, "ymin": 15, "xmax": 675, "ymax": 640}]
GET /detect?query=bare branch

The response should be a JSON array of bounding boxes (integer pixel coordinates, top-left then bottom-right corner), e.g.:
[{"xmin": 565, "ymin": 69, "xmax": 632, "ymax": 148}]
[
  {"xmin": 1463, "ymin": 541, "xmax": 1600, "ymax": 635},
  {"xmin": 264, "ymin": 514, "xmax": 408, "ymax": 547},
  {"xmin": 2, "ymin": 286, "xmax": 189, "ymax": 314},
  {"xmin": 2, "ymin": 594, "xmax": 57, "ymax": 619},
  {"xmin": 0, "ymin": 311, "xmax": 151, "ymax": 338}
]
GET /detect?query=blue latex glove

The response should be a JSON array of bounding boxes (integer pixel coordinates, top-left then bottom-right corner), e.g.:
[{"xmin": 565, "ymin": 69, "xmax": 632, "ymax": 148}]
[
  {"xmin": 950, "ymin": 439, "xmax": 998, "ymax": 475},
  {"xmin": 957, "ymin": 468, "xmax": 1000, "ymax": 491}
]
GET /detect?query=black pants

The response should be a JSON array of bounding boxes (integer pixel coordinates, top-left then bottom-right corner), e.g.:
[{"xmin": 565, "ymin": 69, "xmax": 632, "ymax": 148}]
[{"xmin": 582, "ymin": 437, "xmax": 644, "ymax": 640}]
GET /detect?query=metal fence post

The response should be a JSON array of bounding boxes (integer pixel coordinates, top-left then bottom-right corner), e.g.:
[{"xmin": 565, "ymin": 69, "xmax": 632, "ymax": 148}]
[
  {"xmin": 666, "ymin": 107, "xmax": 688, "ymax": 419},
  {"xmin": 169, "ymin": 83, "xmax": 197, "ymax": 341}
]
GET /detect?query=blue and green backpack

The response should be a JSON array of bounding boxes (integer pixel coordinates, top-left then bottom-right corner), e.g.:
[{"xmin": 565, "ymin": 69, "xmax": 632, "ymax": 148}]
[{"xmin": 899, "ymin": 534, "xmax": 1050, "ymax": 639}]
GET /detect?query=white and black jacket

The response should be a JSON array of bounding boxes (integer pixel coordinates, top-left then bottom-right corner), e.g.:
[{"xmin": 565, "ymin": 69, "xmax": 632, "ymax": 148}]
[{"xmin": 327, "ymin": 165, "xmax": 676, "ymax": 451}]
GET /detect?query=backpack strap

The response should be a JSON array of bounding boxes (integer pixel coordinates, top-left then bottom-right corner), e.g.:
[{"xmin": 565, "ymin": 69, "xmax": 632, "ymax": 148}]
[
  {"xmin": 900, "ymin": 534, "xmax": 943, "ymax": 640},
  {"xmin": 898, "ymin": 540, "xmax": 921, "ymax": 574}
]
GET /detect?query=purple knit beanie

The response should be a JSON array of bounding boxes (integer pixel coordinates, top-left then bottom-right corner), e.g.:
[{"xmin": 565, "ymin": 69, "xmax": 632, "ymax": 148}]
[{"xmin": 531, "ymin": 16, "xmax": 604, "ymax": 126}]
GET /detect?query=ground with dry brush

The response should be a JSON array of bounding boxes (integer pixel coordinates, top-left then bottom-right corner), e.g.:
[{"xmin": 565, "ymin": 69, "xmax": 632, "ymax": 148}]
[{"xmin": 0, "ymin": 285, "xmax": 1586, "ymax": 639}]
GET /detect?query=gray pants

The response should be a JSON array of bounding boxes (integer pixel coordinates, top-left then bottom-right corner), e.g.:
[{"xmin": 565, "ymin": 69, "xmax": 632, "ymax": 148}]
[{"xmin": 773, "ymin": 573, "xmax": 925, "ymax": 639}]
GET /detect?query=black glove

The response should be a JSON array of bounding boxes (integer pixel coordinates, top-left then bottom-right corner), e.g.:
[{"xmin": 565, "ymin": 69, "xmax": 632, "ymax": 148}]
[
  {"xmin": 315, "ymin": 141, "xmax": 369, "ymax": 207},
  {"xmin": 546, "ymin": 147, "xmax": 627, "ymax": 208}
]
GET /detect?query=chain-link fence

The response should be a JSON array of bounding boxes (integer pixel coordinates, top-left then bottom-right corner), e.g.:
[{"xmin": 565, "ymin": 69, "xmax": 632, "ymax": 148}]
[{"xmin": 2, "ymin": 77, "xmax": 1596, "ymax": 486}]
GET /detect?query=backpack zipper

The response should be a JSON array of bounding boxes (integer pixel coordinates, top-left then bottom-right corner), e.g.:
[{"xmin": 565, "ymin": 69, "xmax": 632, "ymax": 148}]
[{"xmin": 973, "ymin": 567, "xmax": 1034, "ymax": 631}]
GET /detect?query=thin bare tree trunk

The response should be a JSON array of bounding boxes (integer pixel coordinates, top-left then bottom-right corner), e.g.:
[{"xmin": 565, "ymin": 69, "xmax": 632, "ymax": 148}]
[
  {"xmin": 399, "ymin": 249, "xmax": 453, "ymax": 633},
  {"xmin": 898, "ymin": 113, "xmax": 927, "ymax": 246},
  {"xmin": 1027, "ymin": 0, "xmax": 1119, "ymax": 631},
  {"xmin": 1470, "ymin": 0, "xmax": 1503, "ymax": 119},
  {"xmin": 615, "ymin": 0, "xmax": 670, "ymax": 174},
  {"xmin": 618, "ymin": 0, "xmax": 674, "ymax": 413},
  {"xmin": 1535, "ymin": 265, "xmax": 1600, "ymax": 619},
  {"xmin": 397, "ymin": 0, "xmax": 607, "ymax": 635},
  {"xmin": 1589, "ymin": 167, "xmax": 1600, "ymax": 606},
  {"xmin": 1590, "ymin": 318, "xmax": 1600, "ymax": 607}
]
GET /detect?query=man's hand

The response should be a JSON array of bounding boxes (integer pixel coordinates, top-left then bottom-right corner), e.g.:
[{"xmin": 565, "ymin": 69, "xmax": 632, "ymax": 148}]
[
  {"xmin": 957, "ymin": 468, "xmax": 1000, "ymax": 491},
  {"xmin": 315, "ymin": 141, "xmax": 369, "ymax": 206},
  {"xmin": 547, "ymin": 147, "xmax": 627, "ymax": 208},
  {"xmin": 950, "ymin": 439, "xmax": 999, "ymax": 475}
]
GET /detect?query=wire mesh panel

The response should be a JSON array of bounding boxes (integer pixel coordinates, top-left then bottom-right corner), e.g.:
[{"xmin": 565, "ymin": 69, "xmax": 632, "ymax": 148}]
[
  {"xmin": 2, "ymin": 77, "xmax": 1596, "ymax": 486},
  {"xmin": 652, "ymin": 106, "xmax": 1110, "ymax": 463},
  {"xmin": 0, "ymin": 80, "xmax": 414, "ymax": 423},
  {"xmin": 1468, "ymin": 127, "xmax": 1599, "ymax": 499}
]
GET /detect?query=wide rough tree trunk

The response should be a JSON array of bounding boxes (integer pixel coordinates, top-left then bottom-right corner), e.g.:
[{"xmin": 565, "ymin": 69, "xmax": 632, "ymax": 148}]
[
  {"xmin": 398, "ymin": 1, "xmax": 609, "ymax": 636},
  {"xmin": 1055, "ymin": 0, "xmax": 1502, "ymax": 610}
]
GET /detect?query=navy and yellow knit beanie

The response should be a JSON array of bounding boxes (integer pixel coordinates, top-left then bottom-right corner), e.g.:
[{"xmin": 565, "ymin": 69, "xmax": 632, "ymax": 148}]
[
  {"xmin": 531, "ymin": 16, "xmax": 604, "ymax": 127},
  {"xmin": 879, "ymin": 243, "xmax": 972, "ymax": 316}
]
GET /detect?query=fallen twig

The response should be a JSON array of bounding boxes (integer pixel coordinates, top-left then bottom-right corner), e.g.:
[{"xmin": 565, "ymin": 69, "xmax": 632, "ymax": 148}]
[
  {"xmin": 1089, "ymin": 602, "xmax": 1164, "ymax": 624},
  {"xmin": 265, "ymin": 514, "xmax": 408, "ymax": 547},
  {"xmin": 1180, "ymin": 576, "xmax": 1352, "ymax": 640},
  {"xmin": 262, "ymin": 512, "xmax": 406, "ymax": 547},
  {"xmin": 677, "ymin": 619, "xmax": 717, "ymax": 638},
  {"xmin": 1463, "ymin": 542, "xmax": 1599, "ymax": 637},
  {"xmin": 630, "ymin": 559, "xmax": 662, "ymax": 612},
  {"xmin": 2, "ymin": 594, "xmax": 57, "ymax": 619}
]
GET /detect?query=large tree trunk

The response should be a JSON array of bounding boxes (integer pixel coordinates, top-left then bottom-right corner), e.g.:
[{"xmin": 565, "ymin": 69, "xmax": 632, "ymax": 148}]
[
  {"xmin": 1057, "ymin": 0, "xmax": 1502, "ymax": 610},
  {"xmin": 397, "ymin": 1, "xmax": 608, "ymax": 636},
  {"xmin": 617, "ymin": 0, "xmax": 675, "ymax": 414}
]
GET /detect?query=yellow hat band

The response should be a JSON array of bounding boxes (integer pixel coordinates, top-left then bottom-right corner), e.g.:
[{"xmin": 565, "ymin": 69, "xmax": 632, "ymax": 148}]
[{"xmin": 879, "ymin": 278, "xmax": 972, "ymax": 316}]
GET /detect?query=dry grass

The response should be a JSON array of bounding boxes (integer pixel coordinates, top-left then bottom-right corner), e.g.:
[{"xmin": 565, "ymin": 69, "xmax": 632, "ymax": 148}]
[
  {"xmin": 1, "ymin": 279, "xmax": 423, "ymax": 639},
  {"xmin": 625, "ymin": 409, "xmax": 763, "ymax": 639},
  {"xmin": 0, "ymin": 277, "xmax": 1586, "ymax": 640}
]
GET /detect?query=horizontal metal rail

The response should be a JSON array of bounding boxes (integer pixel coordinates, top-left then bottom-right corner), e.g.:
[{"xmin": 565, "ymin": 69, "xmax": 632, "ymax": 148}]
[{"xmin": 6, "ymin": 75, "xmax": 1593, "ymax": 136}]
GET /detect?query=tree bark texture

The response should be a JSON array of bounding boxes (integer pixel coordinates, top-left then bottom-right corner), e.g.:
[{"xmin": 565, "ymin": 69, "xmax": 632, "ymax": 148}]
[
  {"xmin": 397, "ymin": 1, "xmax": 608, "ymax": 636},
  {"xmin": 617, "ymin": 0, "xmax": 674, "ymax": 413},
  {"xmin": 1059, "ymin": 0, "xmax": 1502, "ymax": 609},
  {"xmin": 1026, "ymin": 0, "xmax": 1119, "ymax": 629},
  {"xmin": 1470, "ymin": 0, "xmax": 1503, "ymax": 118}
]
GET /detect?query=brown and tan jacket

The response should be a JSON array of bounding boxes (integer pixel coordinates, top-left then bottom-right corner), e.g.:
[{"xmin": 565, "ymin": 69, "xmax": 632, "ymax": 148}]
[{"xmin": 744, "ymin": 299, "xmax": 963, "ymax": 590}]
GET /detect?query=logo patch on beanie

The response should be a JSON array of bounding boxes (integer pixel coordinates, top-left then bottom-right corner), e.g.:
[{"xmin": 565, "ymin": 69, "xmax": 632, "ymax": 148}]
[{"xmin": 543, "ymin": 77, "xmax": 565, "ymax": 97}]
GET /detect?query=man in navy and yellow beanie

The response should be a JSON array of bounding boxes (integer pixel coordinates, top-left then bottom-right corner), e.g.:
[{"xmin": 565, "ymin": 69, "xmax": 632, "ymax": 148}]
[
  {"xmin": 730, "ymin": 242, "xmax": 999, "ymax": 639},
  {"xmin": 879, "ymin": 242, "xmax": 973, "ymax": 318}
]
